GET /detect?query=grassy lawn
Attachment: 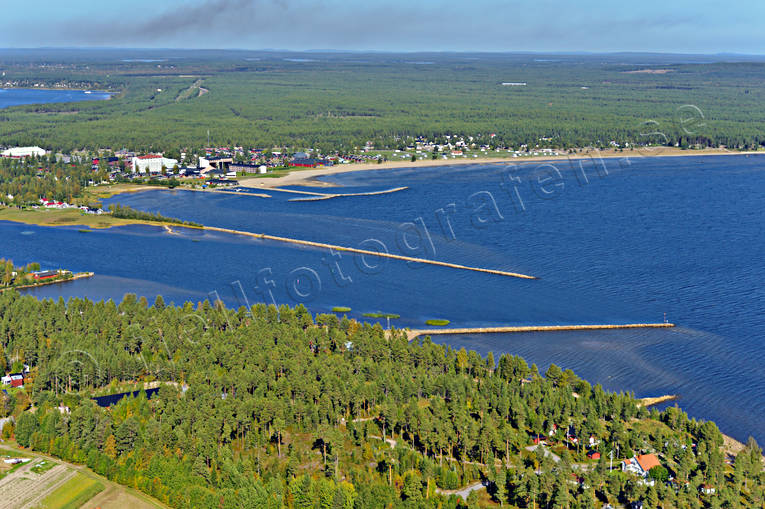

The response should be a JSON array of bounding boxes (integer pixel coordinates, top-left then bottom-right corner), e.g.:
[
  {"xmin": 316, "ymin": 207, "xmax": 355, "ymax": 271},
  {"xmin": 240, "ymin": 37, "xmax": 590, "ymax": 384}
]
[
  {"xmin": 0, "ymin": 207, "xmax": 137, "ymax": 229},
  {"xmin": 0, "ymin": 449, "xmax": 31, "ymax": 479},
  {"xmin": 30, "ymin": 460, "xmax": 57, "ymax": 474},
  {"xmin": 80, "ymin": 183, "xmax": 159, "ymax": 201},
  {"xmin": 0, "ymin": 462, "xmax": 29, "ymax": 479},
  {"xmin": 1, "ymin": 385, "xmax": 26, "ymax": 396},
  {"xmin": 240, "ymin": 166, "xmax": 327, "ymax": 179},
  {"xmin": 629, "ymin": 417, "xmax": 675, "ymax": 437},
  {"xmin": 0, "ymin": 447, "xmax": 29, "ymax": 457},
  {"xmin": 39, "ymin": 472, "xmax": 104, "ymax": 509},
  {"xmin": 0, "ymin": 206, "xmax": 192, "ymax": 230}
]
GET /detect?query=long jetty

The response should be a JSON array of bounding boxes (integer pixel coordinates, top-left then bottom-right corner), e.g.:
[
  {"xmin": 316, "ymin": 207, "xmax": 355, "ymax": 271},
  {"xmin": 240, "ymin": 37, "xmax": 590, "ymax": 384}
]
[
  {"xmin": 404, "ymin": 322, "xmax": 675, "ymax": 341},
  {"xmin": 288, "ymin": 187, "xmax": 409, "ymax": 202},
  {"xmin": 188, "ymin": 188, "xmax": 272, "ymax": 198},
  {"xmin": 169, "ymin": 224, "xmax": 537, "ymax": 279},
  {"xmin": 264, "ymin": 187, "xmax": 330, "ymax": 197}
]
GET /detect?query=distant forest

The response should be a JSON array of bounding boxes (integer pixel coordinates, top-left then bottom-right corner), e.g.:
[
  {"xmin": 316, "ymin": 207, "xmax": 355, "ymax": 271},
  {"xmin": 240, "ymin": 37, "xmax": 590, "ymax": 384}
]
[{"xmin": 1, "ymin": 50, "xmax": 764, "ymax": 153}]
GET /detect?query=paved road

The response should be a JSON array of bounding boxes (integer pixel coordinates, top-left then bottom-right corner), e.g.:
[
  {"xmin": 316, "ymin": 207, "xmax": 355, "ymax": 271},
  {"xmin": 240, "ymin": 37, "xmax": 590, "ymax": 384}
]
[
  {"xmin": 525, "ymin": 444, "xmax": 561, "ymax": 463},
  {"xmin": 368, "ymin": 435, "xmax": 398, "ymax": 449},
  {"xmin": 436, "ymin": 481, "xmax": 488, "ymax": 500}
]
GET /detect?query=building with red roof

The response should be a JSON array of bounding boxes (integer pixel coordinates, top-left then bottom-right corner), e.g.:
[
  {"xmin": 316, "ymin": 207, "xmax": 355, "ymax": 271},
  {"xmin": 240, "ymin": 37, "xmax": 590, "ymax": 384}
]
[
  {"xmin": 32, "ymin": 270, "xmax": 59, "ymax": 281},
  {"xmin": 622, "ymin": 454, "xmax": 661, "ymax": 477},
  {"xmin": 131, "ymin": 154, "xmax": 178, "ymax": 174}
]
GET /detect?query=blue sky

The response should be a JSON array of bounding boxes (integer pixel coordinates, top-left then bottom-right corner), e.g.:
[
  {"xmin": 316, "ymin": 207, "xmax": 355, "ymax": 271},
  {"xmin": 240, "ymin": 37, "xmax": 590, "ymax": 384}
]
[{"xmin": 2, "ymin": 0, "xmax": 764, "ymax": 54}]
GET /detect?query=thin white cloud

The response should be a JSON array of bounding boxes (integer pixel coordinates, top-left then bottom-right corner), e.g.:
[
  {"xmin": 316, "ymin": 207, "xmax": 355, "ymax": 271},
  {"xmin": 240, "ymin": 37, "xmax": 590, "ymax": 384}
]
[{"xmin": 2, "ymin": 0, "xmax": 764, "ymax": 53}]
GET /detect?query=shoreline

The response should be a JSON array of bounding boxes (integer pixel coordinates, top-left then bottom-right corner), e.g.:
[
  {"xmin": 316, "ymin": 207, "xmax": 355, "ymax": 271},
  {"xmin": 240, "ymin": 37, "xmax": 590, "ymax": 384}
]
[
  {"xmin": 2, "ymin": 213, "xmax": 759, "ymax": 448},
  {"xmin": 238, "ymin": 148, "xmax": 764, "ymax": 189},
  {"xmin": 0, "ymin": 206, "xmax": 167, "ymax": 229},
  {"xmin": 0, "ymin": 86, "xmax": 114, "ymax": 94},
  {"xmin": 637, "ymin": 394, "xmax": 678, "ymax": 407},
  {"xmin": 0, "ymin": 271, "xmax": 94, "ymax": 293},
  {"xmin": 4, "ymin": 153, "xmax": 763, "ymax": 450}
]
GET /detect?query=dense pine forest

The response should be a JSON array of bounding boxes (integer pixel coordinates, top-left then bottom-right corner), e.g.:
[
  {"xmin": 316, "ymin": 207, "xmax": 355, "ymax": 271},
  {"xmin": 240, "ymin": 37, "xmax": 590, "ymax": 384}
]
[
  {"xmin": 0, "ymin": 291, "xmax": 762, "ymax": 508},
  {"xmin": 1, "ymin": 50, "xmax": 765, "ymax": 153},
  {"xmin": 0, "ymin": 154, "xmax": 104, "ymax": 207}
]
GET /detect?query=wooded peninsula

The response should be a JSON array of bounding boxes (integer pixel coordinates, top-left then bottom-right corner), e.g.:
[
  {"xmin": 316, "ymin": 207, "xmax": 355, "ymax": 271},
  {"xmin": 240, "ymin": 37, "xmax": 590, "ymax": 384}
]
[{"xmin": 0, "ymin": 291, "xmax": 762, "ymax": 508}]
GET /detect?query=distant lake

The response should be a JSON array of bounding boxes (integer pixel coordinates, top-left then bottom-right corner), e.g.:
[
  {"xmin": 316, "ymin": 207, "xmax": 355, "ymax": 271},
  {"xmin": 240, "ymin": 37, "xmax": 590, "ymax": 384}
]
[
  {"xmin": 0, "ymin": 88, "xmax": 111, "ymax": 109},
  {"xmin": 3, "ymin": 154, "xmax": 764, "ymax": 444}
]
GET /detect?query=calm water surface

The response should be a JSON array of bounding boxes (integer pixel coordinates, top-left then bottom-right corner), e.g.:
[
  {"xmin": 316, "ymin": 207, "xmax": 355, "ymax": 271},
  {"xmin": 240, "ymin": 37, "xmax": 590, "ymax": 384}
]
[
  {"xmin": 2, "ymin": 154, "xmax": 763, "ymax": 443},
  {"xmin": 0, "ymin": 88, "xmax": 111, "ymax": 109}
]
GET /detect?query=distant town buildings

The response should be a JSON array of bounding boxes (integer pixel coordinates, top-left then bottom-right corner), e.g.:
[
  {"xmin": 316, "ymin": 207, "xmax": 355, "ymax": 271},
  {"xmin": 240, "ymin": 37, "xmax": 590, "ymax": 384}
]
[
  {"xmin": 131, "ymin": 154, "xmax": 178, "ymax": 174},
  {"xmin": 1, "ymin": 146, "xmax": 47, "ymax": 158},
  {"xmin": 205, "ymin": 178, "xmax": 239, "ymax": 187},
  {"xmin": 289, "ymin": 158, "xmax": 333, "ymax": 168},
  {"xmin": 230, "ymin": 162, "xmax": 267, "ymax": 174},
  {"xmin": 200, "ymin": 156, "xmax": 233, "ymax": 170}
]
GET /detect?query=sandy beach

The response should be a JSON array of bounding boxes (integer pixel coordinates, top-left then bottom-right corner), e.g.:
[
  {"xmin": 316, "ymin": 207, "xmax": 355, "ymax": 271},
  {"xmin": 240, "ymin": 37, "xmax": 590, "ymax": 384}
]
[{"xmin": 239, "ymin": 147, "xmax": 762, "ymax": 189}]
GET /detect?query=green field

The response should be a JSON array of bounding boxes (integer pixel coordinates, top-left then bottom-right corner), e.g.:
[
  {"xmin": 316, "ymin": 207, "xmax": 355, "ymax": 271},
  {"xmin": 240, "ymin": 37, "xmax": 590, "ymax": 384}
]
[
  {"xmin": 0, "ymin": 207, "xmax": 142, "ymax": 228},
  {"xmin": 1, "ymin": 49, "xmax": 764, "ymax": 152},
  {"xmin": 39, "ymin": 472, "xmax": 104, "ymax": 509},
  {"xmin": 30, "ymin": 460, "xmax": 57, "ymax": 474}
]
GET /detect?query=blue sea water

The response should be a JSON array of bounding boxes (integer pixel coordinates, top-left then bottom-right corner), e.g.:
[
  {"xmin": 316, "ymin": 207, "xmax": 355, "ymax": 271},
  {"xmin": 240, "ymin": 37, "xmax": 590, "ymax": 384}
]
[
  {"xmin": 2, "ymin": 154, "xmax": 763, "ymax": 443},
  {"xmin": 0, "ymin": 88, "xmax": 111, "ymax": 109}
]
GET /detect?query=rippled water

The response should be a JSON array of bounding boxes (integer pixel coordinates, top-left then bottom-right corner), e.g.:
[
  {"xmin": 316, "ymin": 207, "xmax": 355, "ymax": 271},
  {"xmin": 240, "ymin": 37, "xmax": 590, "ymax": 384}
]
[{"xmin": 2, "ymin": 154, "xmax": 763, "ymax": 443}]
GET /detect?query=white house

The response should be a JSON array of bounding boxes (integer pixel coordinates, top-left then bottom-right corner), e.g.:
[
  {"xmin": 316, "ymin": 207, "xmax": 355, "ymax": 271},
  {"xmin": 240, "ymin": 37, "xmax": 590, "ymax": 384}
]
[
  {"xmin": 622, "ymin": 454, "xmax": 661, "ymax": 478},
  {"xmin": 131, "ymin": 155, "xmax": 178, "ymax": 174},
  {"xmin": 1, "ymin": 373, "xmax": 24, "ymax": 387},
  {"xmin": 1, "ymin": 146, "xmax": 47, "ymax": 158}
]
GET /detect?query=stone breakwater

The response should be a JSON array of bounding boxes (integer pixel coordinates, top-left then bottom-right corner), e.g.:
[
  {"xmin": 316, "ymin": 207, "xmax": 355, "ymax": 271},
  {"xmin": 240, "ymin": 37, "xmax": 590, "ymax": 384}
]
[
  {"xmin": 403, "ymin": 323, "xmax": 676, "ymax": 341},
  {"xmin": 167, "ymin": 224, "xmax": 538, "ymax": 279}
]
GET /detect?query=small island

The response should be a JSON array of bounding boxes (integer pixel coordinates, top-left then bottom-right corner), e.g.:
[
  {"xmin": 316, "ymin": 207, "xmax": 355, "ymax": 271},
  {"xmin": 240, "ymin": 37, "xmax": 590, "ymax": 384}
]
[{"xmin": 0, "ymin": 259, "xmax": 93, "ymax": 292}]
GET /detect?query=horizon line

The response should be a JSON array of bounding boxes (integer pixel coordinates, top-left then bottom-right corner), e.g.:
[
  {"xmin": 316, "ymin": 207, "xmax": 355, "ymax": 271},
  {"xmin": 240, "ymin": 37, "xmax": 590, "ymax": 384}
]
[{"xmin": 1, "ymin": 47, "xmax": 765, "ymax": 58}]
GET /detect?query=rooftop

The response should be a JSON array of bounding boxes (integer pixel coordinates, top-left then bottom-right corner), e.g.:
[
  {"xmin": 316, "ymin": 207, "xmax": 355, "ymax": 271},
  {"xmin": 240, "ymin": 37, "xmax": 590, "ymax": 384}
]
[{"xmin": 636, "ymin": 454, "xmax": 661, "ymax": 472}]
